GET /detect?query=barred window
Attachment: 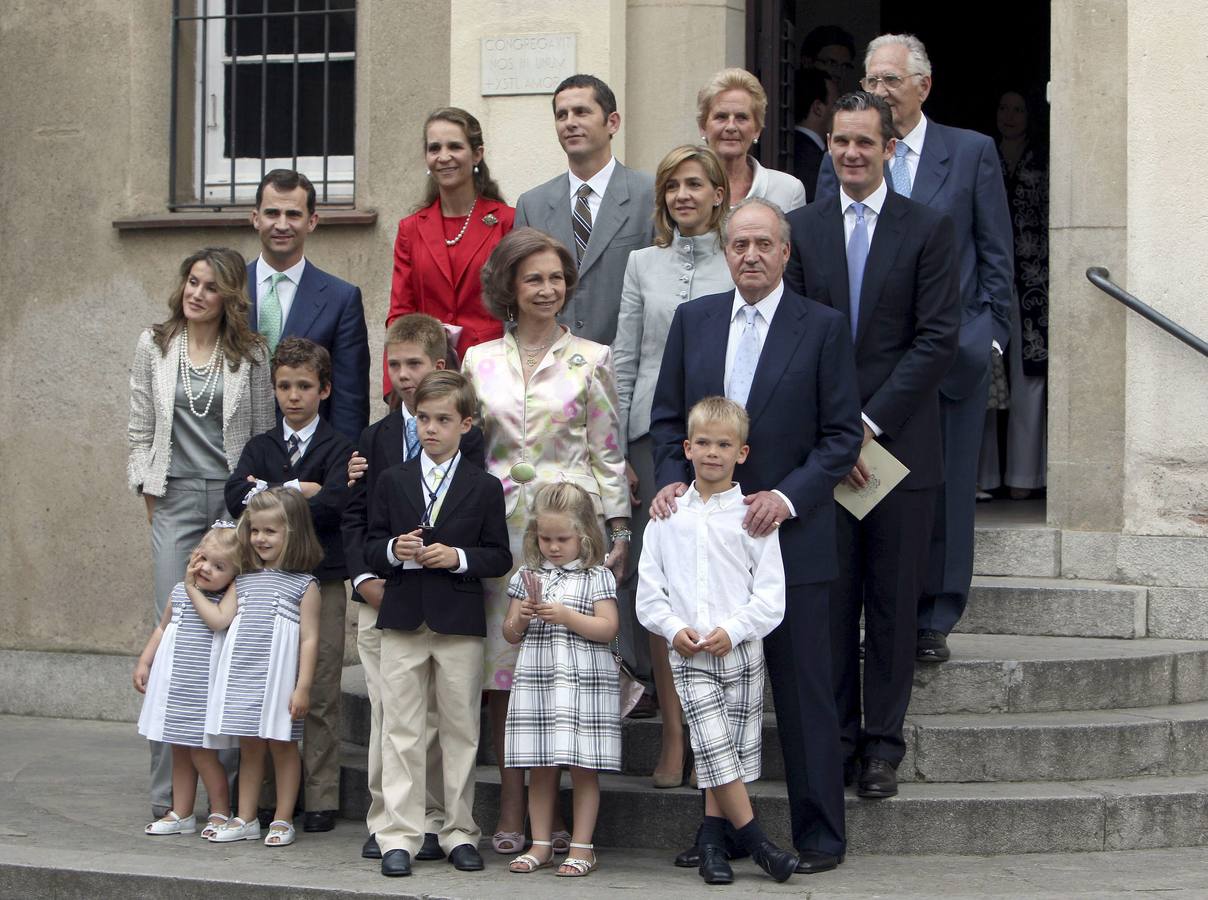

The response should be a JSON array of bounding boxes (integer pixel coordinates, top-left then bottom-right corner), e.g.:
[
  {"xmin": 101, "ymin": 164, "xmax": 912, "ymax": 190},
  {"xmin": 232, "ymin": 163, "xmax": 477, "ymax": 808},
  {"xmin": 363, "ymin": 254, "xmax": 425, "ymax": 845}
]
[{"xmin": 170, "ymin": 0, "xmax": 356, "ymax": 209}]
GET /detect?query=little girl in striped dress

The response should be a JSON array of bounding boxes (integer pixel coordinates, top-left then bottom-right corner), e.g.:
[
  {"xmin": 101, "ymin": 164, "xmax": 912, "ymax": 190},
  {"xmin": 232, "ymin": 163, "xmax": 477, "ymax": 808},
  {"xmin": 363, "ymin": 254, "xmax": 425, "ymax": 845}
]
[
  {"xmin": 135, "ymin": 521, "xmax": 241, "ymax": 840},
  {"xmin": 195, "ymin": 487, "xmax": 322, "ymax": 848},
  {"xmin": 502, "ymin": 482, "xmax": 622, "ymax": 878}
]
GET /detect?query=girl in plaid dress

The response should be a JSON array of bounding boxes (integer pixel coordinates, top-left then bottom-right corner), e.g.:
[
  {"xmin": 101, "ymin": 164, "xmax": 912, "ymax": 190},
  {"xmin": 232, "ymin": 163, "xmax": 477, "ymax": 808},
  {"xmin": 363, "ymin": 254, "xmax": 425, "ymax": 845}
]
[{"xmin": 502, "ymin": 483, "xmax": 621, "ymax": 877}]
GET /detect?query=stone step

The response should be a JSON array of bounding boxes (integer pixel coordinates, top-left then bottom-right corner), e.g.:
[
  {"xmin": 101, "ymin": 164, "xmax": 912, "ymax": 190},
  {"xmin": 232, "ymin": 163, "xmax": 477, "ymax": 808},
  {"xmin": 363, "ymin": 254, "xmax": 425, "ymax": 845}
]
[
  {"xmin": 337, "ymin": 752, "xmax": 1208, "ymax": 855},
  {"xmin": 974, "ymin": 519, "xmax": 1061, "ymax": 577},
  {"xmin": 340, "ymin": 635, "xmax": 1208, "ymax": 748},
  {"xmin": 959, "ymin": 576, "xmax": 1148, "ymax": 638}
]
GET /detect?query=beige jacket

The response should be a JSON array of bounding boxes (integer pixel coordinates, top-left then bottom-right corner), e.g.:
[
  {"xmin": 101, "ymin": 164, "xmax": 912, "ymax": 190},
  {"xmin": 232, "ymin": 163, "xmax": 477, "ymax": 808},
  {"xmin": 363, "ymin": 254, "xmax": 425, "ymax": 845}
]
[{"xmin": 127, "ymin": 328, "xmax": 274, "ymax": 496}]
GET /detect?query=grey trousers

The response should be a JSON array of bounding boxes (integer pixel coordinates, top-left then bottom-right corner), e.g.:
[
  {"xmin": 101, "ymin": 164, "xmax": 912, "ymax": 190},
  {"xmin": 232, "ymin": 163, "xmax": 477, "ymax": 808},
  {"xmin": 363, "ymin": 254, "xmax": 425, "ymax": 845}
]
[
  {"xmin": 616, "ymin": 435, "xmax": 655, "ymax": 686},
  {"xmin": 147, "ymin": 477, "xmax": 237, "ymax": 812}
]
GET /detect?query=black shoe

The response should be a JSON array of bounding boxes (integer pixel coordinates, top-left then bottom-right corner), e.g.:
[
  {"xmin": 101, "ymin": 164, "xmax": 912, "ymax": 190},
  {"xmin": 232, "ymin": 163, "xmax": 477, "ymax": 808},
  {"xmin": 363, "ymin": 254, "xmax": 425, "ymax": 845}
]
[
  {"xmin": 749, "ymin": 840, "xmax": 797, "ymax": 883},
  {"xmin": 448, "ymin": 843, "xmax": 484, "ymax": 871},
  {"xmin": 697, "ymin": 844, "xmax": 734, "ymax": 885},
  {"xmin": 795, "ymin": 849, "xmax": 843, "ymax": 874},
  {"xmin": 381, "ymin": 848, "xmax": 412, "ymax": 877},
  {"xmin": 416, "ymin": 831, "xmax": 445, "ymax": 860},
  {"xmin": 916, "ymin": 629, "xmax": 951, "ymax": 663},
  {"xmin": 303, "ymin": 809, "xmax": 336, "ymax": 832},
  {"xmin": 858, "ymin": 758, "xmax": 898, "ymax": 798},
  {"xmin": 627, "ymin": 693, "xmax": 658, "ymax": 719},
  {"xmin": 256, "ymin": 807, "xmax": 275, "ymax": 829},
  {"xmin": 361, "ymin": 833, "xmax": 382, "ymax": 859},
  {"xmin": 674, "ymin": 844, "xmax": 701, "ymax": 868}
]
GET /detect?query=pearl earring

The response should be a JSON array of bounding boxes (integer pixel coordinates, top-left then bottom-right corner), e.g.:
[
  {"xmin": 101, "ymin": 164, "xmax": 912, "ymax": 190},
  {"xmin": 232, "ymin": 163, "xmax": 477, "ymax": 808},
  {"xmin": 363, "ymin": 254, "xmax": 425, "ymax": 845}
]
[
  {"xmin": 474, "ymin": 165, "xmax": 480, "ymax": 174},
  {"xmin": 753, "ymin": 136, "xmax": 759, "ymax": 144},
  {"xmin": 426, "ymin": 168, "xmax": 432, "ymax": 176}
]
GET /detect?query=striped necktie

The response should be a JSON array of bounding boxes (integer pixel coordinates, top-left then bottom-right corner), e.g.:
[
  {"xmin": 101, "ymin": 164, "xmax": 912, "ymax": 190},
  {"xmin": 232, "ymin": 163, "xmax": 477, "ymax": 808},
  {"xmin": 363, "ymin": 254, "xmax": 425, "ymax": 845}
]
[
  {"xmin": 260, "ymin": 272, "xmax": 287, "ymax": 353},
  {"xmin": 572, "ymin": 183, "xmax": 593, "ymax": 264},
  {"xmin": 287, "ymin": 433, "xmax": 302, "ymax": 468}
]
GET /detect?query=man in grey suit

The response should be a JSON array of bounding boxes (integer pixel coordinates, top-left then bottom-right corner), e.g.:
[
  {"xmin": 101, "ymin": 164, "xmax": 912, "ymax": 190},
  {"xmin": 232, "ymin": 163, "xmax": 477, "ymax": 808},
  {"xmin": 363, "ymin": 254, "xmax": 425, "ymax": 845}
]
[{"xmin": 514, "ymin": 74, "xmax": 655, "ymax": 346}]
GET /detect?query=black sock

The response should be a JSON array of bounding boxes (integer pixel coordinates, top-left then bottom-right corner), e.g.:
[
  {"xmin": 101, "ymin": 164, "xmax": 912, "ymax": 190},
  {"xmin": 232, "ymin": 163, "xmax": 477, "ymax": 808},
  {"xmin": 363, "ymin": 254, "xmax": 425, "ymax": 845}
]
[
  {"xmin": 700, "ymin": 815, "xmax": 727, "ymax": 849},
  {"xmin": 734, "ymin": 817, "xmax": 769, "ymax": 854}
]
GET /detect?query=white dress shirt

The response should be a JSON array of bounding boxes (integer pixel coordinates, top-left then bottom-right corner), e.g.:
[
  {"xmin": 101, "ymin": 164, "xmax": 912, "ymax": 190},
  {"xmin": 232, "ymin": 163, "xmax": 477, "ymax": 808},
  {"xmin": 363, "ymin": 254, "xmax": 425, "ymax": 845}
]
[
  {"xmin": 839, "ymin": 180, "xmax": 889, "ymax": 437},
  {"xmin": 255, "ymin": 255, "xmax": 308, "ymax": 329},
  {"xmin": 281, "ymin": 414, "xmax": 320, "ymax": 492},
  {"xmin": 386, "ymin": 450, "xmax": 468, "ymax": 573},
  {"xmin": 636, "ymin": 482, "xmax": 785, "ymax": 648},
  {"xmin": 567, "ymin": 156, "xmax": 617, "ymax": 225}
]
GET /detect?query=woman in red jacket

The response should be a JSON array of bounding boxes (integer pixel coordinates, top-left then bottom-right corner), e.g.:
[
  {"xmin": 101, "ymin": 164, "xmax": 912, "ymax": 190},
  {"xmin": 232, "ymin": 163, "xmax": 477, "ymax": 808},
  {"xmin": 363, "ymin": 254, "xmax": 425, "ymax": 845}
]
[{"xmin": 383, "ymin": 107, "xmax": 514, "ymax": 396}]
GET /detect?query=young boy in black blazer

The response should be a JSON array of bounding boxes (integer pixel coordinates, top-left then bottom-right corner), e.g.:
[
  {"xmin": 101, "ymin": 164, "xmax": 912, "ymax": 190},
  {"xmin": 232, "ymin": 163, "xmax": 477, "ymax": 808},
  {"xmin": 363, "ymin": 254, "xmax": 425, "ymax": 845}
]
[
  {"xmin": 224, "ymin": 337, "xmax": 353, "ymax": 833},
  {"xmin": 341, "ymin": 314, "xmax": 485, "ymax": 863},
  {"xmin": 366, "ymin": 370, "xmax": 511, "ymax": 877}
]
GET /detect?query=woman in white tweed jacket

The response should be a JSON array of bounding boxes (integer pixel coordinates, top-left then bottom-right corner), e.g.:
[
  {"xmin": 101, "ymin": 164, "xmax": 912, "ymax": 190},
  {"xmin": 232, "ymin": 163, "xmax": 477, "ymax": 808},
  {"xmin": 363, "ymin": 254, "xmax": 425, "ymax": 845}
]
[{"xmin": 127, "ymin": 246, "xmax": 273, "ymax": 819}]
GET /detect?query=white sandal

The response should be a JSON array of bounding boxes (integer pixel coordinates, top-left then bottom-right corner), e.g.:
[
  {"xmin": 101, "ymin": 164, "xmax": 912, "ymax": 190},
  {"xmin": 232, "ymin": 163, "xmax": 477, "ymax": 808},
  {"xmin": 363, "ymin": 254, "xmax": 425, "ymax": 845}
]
[
  {"xmin": 200, "ymin": 813, "xmax": 229, "ymax": 840},
  {"xmin": 264, "ymin": 819, "xmax": 296, "ymax": 847},
  {"xmin": 509, "ymin": 839, "xmax": 556, "ymax": 873},
  {"xmin": 145, "ymin": 811, "xmax": 196, "ymax": 835},
  {"xmin": 209, "ymin": 816, "xmax": 261, "ymax": 843},
  {"xmin": 556, "ymin": 842, "xmax": 597, "ymax": 877}
]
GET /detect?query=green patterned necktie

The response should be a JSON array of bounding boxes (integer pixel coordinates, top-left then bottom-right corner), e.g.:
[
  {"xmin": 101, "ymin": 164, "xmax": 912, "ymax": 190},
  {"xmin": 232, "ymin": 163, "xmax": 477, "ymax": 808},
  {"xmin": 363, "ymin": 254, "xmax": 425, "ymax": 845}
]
[{"xmin": 260, "ymin": 272, "xmax": 288, "ymax": 352}]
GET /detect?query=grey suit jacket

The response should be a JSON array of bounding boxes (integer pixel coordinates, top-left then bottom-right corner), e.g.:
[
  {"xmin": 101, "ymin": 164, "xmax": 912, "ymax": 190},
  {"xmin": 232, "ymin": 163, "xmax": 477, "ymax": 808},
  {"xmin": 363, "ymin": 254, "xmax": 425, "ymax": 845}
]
[
  {"xmin": 612, "ymin": 231, "xmax": 732, "ymax": 449},
  {"xmin": 514, "ymin": 161, "xmax": 655, "ymax": 345}
]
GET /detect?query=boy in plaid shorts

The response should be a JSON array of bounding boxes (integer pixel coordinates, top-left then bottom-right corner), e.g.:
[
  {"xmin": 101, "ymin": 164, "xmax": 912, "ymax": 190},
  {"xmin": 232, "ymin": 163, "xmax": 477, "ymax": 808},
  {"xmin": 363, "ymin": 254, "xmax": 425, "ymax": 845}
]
[{"xmin": 636, "ymin": 396, "xmax": 796, "ymax": 885}]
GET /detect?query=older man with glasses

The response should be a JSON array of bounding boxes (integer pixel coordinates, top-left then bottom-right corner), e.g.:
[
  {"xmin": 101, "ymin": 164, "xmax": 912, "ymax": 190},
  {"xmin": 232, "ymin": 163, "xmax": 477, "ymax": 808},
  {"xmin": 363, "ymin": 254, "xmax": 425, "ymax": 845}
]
[{"xmin": 816, "ymin": 34, "xmax": 1014, "ymax": 667}]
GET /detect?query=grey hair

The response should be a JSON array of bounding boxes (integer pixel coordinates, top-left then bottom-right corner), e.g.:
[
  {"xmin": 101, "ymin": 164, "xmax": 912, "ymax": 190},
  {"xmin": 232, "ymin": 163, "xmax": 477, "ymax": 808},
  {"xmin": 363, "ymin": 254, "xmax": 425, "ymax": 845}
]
[
  {"xmin": 865, "ymin": 33, "xmax": 932, "ymax": 79},
  {"xmin": 722, "ymin": 196, "xmax": 791, "ymax": 246}
]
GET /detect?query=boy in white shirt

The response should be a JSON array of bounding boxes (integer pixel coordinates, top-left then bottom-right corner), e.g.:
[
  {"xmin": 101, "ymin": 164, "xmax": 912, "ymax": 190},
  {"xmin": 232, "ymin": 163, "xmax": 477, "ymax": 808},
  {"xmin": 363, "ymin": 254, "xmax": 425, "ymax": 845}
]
[{"xmin": 637, "ymin": 396, "xmax": 796, "ymax": 885}]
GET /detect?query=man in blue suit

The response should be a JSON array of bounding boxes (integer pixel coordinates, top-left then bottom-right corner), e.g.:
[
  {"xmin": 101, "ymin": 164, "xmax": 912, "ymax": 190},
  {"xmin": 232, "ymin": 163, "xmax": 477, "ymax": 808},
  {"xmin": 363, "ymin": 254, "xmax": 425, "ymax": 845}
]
[
  {"xmin": 650, "ymin": 198, "xmax": 863, "ymax": 874},
  {"xmin": 816, "ymin": 34, "xmax": 1014, "ymax": 662},
  {"xmin": 249, "ymin": 169, "xmax": 369, "ymax": 443}
]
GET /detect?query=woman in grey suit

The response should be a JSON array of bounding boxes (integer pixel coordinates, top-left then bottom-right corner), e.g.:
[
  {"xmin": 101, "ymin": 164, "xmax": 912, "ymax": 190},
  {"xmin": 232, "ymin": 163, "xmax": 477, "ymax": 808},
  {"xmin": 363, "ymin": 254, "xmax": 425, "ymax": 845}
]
[
  {"xmin": 613, "ymin": 145, "xmax": 732, "ymax": 787},
  {"xmin": 128, "ymin": 247, "xmax": 274, "ymax": 818}
]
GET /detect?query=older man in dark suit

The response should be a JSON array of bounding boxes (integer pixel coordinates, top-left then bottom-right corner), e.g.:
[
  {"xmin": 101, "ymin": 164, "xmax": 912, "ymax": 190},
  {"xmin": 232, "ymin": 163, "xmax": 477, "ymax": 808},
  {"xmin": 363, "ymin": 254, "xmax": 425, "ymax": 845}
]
[
  {"xmin": 651, "ymin": 198, "xmax": 863, "ymax": 875},
  {"xmin": 787, "ymin": 91, "xmax": 959, "ymax": 799},
  {"xmin": 816, "ymin": 34, "xmax": 1014, "ymax": 663}
]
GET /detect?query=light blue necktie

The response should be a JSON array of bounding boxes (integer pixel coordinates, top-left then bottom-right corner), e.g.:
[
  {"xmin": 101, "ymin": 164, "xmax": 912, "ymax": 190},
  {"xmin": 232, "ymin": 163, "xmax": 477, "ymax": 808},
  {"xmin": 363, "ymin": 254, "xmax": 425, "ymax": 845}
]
[
  {"xmin": 404, "ymin": 417, "xmax": 420, "ymax": 461},
  {"xmin": 727, "ymin": 304, "xmax": 761, "ymax": 409},
  {"xmin": 846, "ymin": 202, "xmax": 869, "ymax": 341},
  {"xmin": 891, "ymin": 141, "xmax": 912, "ymax": 197},
  {"xmin": 259, "ymin": 272, "xmax": 287, "ymax": 353}
]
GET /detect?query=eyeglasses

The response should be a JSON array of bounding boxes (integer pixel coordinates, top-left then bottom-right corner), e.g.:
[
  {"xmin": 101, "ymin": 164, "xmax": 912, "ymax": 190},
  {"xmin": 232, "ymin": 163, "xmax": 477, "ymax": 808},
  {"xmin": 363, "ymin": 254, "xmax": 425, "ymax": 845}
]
[{"xmin": 859, "ymin": 73, "xmax": 923, "ymax": 91}]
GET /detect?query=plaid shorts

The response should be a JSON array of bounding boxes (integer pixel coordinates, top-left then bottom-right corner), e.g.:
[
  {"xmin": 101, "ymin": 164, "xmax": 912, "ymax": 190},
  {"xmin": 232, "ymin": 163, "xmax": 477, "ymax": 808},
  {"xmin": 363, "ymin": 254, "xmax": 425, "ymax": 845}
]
[{"xmin": 671, "ymin": 639, "xmax": 765, "ymax": 789}]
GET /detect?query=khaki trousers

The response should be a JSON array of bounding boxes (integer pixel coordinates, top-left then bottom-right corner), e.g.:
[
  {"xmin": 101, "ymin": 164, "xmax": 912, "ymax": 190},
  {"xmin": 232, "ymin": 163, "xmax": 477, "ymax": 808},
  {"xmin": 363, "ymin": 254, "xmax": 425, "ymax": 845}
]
[
  {"xmin": 302, "ymin": 578, "xmax": 348, "ymax": 812},
  {"xmin": 378, "ymin": 624, "xmax": 482, "ymax": 856}
]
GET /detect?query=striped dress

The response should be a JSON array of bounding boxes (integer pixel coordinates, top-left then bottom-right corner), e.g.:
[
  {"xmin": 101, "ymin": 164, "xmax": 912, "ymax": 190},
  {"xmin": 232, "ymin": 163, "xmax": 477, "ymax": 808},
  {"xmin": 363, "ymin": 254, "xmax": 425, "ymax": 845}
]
[
  {"xmin": 206, "ymin": 569, "xmax": 315, "ymax": 742},
  {"xmin": 138, "ymin": 582, "xmax": 235, "ymax": 749},
  {"xmin": 504, "ymin": 563, "xmax": 622, "ymax": 771}
]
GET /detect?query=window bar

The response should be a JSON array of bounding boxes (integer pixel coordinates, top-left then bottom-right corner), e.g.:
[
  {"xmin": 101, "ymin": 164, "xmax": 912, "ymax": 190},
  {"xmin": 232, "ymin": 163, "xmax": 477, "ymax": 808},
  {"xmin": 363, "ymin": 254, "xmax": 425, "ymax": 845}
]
[
  {"xmin": 258, "ymin": 0, "xmax": 269, "ymax": 196},
  {"xmin": 321, "ymin": 0, "xmax": 331, "ymax": 203},
  {"xmin": 199, "ymin": 0, "xmax": 209, "ymax": 206},
  {"xmin": 170, "ymin": 1, "xmax": 180, "ymax": 208},
  {"xmin": 228, "ymin": 2, "xmax": 239, "ymax": 206},
  {"xmin": 291, "ymin": 0, "xmax": 300, "ymax": 179}
]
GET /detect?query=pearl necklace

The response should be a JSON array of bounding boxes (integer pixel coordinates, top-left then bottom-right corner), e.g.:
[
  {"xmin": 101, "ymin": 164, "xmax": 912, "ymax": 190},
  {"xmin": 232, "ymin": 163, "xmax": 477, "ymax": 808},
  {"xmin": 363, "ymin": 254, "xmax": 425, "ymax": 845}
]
[
  {"xmin": 444, "ymin": 196, "xmax": 478, "ymax": 246},
  {"xmin": 178, "ymin": 325, "xmax": 223, "ymax": 417}
]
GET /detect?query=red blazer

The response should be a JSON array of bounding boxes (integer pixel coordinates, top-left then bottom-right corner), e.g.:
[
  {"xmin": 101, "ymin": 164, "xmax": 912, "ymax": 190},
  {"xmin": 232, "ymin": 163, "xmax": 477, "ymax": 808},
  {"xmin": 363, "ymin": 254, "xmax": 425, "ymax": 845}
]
[{"xmin": 383, "ymin": 196, "xmax": 514, "ymax": 396}]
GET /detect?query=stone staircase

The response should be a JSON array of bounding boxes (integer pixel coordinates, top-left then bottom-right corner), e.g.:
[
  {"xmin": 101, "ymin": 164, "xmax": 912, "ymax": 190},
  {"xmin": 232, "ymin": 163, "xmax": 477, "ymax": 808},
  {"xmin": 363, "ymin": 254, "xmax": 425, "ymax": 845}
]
[{"xmin": 337, "ymin": 509, "xmax": 1208, "ymax": 855}]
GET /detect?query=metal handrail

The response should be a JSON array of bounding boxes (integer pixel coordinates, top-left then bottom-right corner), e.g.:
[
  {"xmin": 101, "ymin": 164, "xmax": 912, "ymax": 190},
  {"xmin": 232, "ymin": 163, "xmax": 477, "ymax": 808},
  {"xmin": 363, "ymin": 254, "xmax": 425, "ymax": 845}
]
[{"xmin": 1086, "ymin": 267, "xmax": 1208, "ymax": 358}]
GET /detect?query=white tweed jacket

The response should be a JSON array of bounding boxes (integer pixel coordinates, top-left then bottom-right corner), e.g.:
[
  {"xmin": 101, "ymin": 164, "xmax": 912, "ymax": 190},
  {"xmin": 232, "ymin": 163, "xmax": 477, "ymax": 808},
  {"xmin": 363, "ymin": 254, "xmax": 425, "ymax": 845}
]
[{"xmin": 127, "ymin": 328, "xmax": 275, "ymax": 496}]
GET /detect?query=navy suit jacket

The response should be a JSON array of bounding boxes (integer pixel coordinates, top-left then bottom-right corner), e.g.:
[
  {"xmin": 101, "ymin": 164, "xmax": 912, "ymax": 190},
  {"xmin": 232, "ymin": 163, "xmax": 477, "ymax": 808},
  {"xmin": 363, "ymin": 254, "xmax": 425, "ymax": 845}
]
[
  {"xmin": 816, "ymin": 118, "xmax": 1013, "ymax": 399},
  {"xmin": 649, "ymin": 286, "xmax": 863, "ymax": 585},
  {"xmin": 248, "ymin": 259, "xmax": 370, "ymax": 441},
  {"xmin": 785, "ymin": 192, "xmax": 960, "ymax": 489}
]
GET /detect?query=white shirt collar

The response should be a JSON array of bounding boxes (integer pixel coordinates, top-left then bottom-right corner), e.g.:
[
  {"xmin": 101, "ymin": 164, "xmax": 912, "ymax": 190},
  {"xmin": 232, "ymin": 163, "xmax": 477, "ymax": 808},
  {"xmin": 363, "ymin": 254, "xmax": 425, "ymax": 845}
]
[
  {"xmin": 540, "ymin": 558, "xmax": 583, "ymax": 572},
  {"xmin": 683, "ymin": 481, "xmax": 744, "ymax": 509},
  {"xmin": 419, "ymin": 449, "xmax": 460, "ymax": 482},
  {"xmin": 256, "ymin": 254, "xmax": 307, "ymax": 288},
  {"xmin": 283, "ymin": 415, "xmax": 320, "ymax": 444},
  {"xmin": 839, "ymin": 178, "xmax": 888, "ymax": 216},
  {"xmin": 730, "ymin": 280, "xmax": 784, "ymax": 323},
  {"xmin": 795, "ymin": 125, "xmax": 825, "ymax": 151},
  {"xmin": 897, "ymin": 114, "xmax": 928, "ymax": 157},
  {"xmin": 568, "ymin": 156, "xmax": 617, "ymax": 201}
]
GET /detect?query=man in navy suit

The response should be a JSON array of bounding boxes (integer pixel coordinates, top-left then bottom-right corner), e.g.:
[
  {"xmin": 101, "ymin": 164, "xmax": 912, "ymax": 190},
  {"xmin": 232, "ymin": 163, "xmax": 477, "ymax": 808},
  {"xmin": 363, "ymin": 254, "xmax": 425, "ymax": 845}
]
[
  {"xmin": 790, "ymin": 67, "xmax": 837, "ymax": 203},
  {"xmin": 249, "ymin": 169, "xmax": 370, "ymax": 443},
  {"xmin": 786, "ymin": 91, "xmax": 960, "ymax": 799},
  {"xmin": 816, "ymin": 34, "xmax": 1014, "ymax": 662},
  {"xmin": 650, "ymin": 198, "xmax": 863, "ymax": 873}
]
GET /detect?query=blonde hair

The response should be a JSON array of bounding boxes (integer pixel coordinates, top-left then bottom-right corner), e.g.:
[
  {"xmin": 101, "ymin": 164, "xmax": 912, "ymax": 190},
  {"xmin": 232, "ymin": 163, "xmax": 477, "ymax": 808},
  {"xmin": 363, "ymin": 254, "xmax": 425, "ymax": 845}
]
[
  {"xmin": 696, "ymin": 67, "xmax": 768, "ymax": 132},
  {"xmin": 237, "ymin": 487, "xmax": 323, "ymax": 573},
  {"xmin": 688, "ymin": 396, "xmax": 750, "ymax": 444},
  {"xmin": 197, "ymin": 525, "xmax": 243, "ymax": 580},
  {"xmin": 652, "ymin": 145, "xmax": 730, "ymax": 248},
  {"xmin": 522, "ymin": 482, "xmax": 605, "ymax": 568}
]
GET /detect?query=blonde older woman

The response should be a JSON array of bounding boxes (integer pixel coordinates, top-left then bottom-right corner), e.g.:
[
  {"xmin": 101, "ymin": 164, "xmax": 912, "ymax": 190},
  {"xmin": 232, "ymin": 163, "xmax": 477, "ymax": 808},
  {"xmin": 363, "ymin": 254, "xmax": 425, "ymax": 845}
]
[
  {"xmin": 697, "ymin": 67, "xmax": 807, "ymax": 213},
  {"xmin": 462, "ymin": 227, "xmax": 628, "ymax": 854},
  {"xmin": 612, "ymin": 144, "xmax": 732, "ymax": 787}
]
